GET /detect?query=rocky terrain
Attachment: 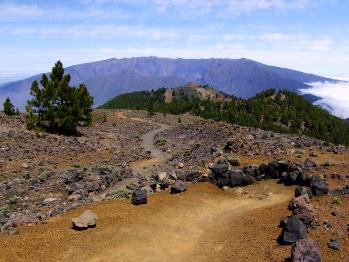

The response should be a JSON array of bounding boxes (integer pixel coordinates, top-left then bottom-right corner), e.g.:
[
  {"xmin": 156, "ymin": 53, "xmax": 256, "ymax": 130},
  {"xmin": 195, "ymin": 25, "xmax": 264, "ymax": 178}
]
[{"xmin": 0, "ymin": 110, "xmax": 348, "ymax": 261}]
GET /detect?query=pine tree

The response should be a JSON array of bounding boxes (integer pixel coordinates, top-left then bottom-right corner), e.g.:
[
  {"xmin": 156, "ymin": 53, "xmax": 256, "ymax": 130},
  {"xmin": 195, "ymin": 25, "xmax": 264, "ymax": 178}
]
[
  {"xmin": 3, "ymin": 97, "xmax": 16, "ymax": 116},
  {"xmin": 26, "ymin": 61, "xmax": 93, "ymax": 135}
]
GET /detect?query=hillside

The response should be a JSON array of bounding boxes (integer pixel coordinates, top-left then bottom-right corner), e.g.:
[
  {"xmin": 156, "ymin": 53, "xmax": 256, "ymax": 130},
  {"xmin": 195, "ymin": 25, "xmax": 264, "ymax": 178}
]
[
  {"xmin": 0, "ymin": 57, "xmax": 336, "ymax": 110},
  {"xmin": 100, "ymin": 85, "xmax": 349, "ymax": 145}
]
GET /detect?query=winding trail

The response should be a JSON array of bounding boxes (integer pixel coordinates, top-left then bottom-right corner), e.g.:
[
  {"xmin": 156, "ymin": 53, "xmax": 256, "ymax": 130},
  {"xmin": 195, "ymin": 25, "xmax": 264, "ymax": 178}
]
[
  {"xmin": 98, "ymin": 113, "xmax": 171, "ymax": 198},
  {"xmin": 129, "ymin": 122, "xmax": 171, "ymax": 174}
]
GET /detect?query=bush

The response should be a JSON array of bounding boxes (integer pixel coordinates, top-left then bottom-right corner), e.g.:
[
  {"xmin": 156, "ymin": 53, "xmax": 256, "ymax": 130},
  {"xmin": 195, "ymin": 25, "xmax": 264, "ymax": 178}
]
[
  {"xmin": 26, "ymin": 61, "xmax": 93, "ymax": 136},
  {"xmin": 155, "ymin": 138, "xmax": 167, "ymax": 146},
  {"xmin": 113, "ymin": 189, "xmax": 132, "ymax": 199},
  {"xmin": 332, "ymin": 197, "xmax": 341, "ymax": 205},
  {"xmin": 39, "ymin": 170, "xmax": 52, "ymax": 182},
  {"xmin": 295, "ymin": 149, "xmax": 304, "ymax": 158},
  {"xmin": 71, "ymin": 163, "xmax": 81, "ymax": 168},
  {"xmin": 23, "ymin": 171, "xmax": 31, "ymax": 180},
  {"xmin": 3, "ymin": 97, "xmax": 17, "ymax": 116},
  {"xmin": 9, "ymin": 196, "xmax": 17, "ymax": 204}
]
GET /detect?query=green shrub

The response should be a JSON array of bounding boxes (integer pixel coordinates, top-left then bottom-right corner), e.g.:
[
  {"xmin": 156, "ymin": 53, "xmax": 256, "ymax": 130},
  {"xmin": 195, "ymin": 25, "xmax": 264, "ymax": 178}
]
[
  {"xmin": 113, "ymin": 189, "xmax": 132, "ymax": 199},
  {"xmin": 71, "ymin": 163, "xmax": 81, "ymax": 168},
  {"xmin": 295, "ymin": 149, "xmax": 304, "ymax": 158},
  {"xmin": 155, "ymin": 138, "xmax": 167, "ymax": 146},
  {"xmin": 332, "ymin": 197, "xmax": 341, "ymax": 205},
  {"xmin": 97, "ymin": 165, "xmax": 113, "ymax": 173},
  {"xmin": 9, "ymin": 196, "xmax": 17, "ymax": 205},
  {"xmin": 39, "ymin": 170, "xmax": 52, "ymax": 181},
  {"xmin": 23, "ymin": 171, "xmax": 31, "ymax": 180}
]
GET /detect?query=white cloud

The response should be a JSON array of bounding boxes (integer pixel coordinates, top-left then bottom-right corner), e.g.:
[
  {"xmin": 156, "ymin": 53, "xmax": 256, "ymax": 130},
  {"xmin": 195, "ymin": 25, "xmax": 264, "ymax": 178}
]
[
  {"xmin": 300, "ymin": 81, "xmax": 349, "ymax": 119},
  {"xmin": 0, "ymin": 0, "xmax": 317, "ymax": 22},
  {"xmin": 0, "ymin": 2, "xmax": 127, "ymax": 21}
]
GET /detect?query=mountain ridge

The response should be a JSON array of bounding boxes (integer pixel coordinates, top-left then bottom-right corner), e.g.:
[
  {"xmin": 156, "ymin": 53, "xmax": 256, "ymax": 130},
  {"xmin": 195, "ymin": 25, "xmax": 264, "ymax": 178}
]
[
  {"xmin": 0, "ymin": 57, "xmax": 337, "ymax": 110},
  {"xmin": 100, "ymin": 84, "xmax": 349, "ymax": 145}
]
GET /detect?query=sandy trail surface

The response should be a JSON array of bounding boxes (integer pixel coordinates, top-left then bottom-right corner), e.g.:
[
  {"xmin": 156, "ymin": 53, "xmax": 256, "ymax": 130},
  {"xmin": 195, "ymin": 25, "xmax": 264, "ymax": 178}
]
[
  {"xmin": 129, "ymin": 122, "xmax": 170, "ymax": 174},
  {"xmin": 0, "ymin": 182, "xmax": 293, "ymax": 262}
]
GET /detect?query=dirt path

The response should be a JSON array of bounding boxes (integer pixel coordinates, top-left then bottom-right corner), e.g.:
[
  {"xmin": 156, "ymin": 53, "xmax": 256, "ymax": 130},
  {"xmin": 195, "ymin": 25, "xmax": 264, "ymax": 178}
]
[
  {"xmin": 96, "ymin": 113, "xmax": 171, "ymax": 198},
  {"xmin": 129, "ymin": 122, "xmax": 170, "ymax": 174},
  {"xmin": 0, "ymin": 182, "xmax": 293, "ymax": 262}
]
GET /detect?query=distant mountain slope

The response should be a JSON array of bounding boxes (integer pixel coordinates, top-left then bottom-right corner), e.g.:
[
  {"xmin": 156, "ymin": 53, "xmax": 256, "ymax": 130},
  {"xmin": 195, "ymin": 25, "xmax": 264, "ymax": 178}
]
[
  {"xmin": 0, "ymin": 57, "xmax": 337, "ymax": 110},
  {"xmin": 100, "ymin": 85, "xmax": 349, "ymax": 146}
]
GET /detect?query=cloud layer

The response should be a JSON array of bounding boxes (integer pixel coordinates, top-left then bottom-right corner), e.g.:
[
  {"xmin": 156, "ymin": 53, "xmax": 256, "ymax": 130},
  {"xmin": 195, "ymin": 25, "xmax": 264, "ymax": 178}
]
[{"xmin": 300, "ymin": 81, "xmax": 349, "ymax": 119}]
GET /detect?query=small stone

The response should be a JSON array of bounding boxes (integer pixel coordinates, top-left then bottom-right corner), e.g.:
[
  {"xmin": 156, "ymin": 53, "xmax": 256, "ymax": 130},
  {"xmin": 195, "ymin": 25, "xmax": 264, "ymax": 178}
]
[
  {"xmin": 68, "ymin": 194, "xmax": 81, "ymax": 202},
  {"xmin": 177, "ymin": 162, "xmax": 184, "ymax": 169},
  {"xmin": 7, "ymin": 228, "xmax": 19, "ymax": 236},
  {"xmin": 171, "ymin": 181, "xmax": 187, "ymax": 194},
  {"xmin": 42, "ymin": 197, "xmax": 58, "ymax": 205},
  {"xmin": 157, "ymin": 172, "xmax": 167, "ymax": 182},
  {"xmin": 169, "ymin": 172, "xmax": 177, "ymax": 180},
  {"xmin": 71, "ymin": 210, "xmax": 97, "ymax": 230},
  {"xmin": 220, "ymin": 186, "xmax": 229, "ymax": 192},
  {"xmin": 328, "ymin": 239, "xmax": 341, "ymax": 251},
  {"xmin": 323, "ymin": 220, "xmax": 332, "ymax": 229}
]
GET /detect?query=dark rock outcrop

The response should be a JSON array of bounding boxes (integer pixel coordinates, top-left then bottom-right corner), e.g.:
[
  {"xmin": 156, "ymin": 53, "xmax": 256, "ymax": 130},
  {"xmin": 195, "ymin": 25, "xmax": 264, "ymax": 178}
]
[
  {"xmin": 291, "ymin": 239, "xmax": 321, "ymax": 262},
  {"xmin": 131, "ymin": 189, "xmax": 147, "ymax": 206},
  {"xmin": 279, "ymin": 216, "xmax": 307, "ymax": 245}
]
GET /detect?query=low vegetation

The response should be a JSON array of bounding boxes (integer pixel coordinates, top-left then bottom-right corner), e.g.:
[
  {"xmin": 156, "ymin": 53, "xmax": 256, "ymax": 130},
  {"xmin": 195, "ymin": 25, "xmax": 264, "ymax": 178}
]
[{"xmin": 99, "ymin": 86, "xmax": 349, "ymax": 145}]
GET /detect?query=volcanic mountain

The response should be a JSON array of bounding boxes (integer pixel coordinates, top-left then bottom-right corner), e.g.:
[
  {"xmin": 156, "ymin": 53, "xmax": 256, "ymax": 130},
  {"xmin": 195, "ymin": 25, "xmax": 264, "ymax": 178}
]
[{"xmin": 0, "ymin": 57, "xmax": 336, "ymax": 109}]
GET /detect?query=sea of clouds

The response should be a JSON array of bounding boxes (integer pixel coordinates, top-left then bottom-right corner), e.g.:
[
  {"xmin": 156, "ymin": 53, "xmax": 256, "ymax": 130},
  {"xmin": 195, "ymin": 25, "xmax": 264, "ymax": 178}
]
[{"xmin": 299, "ymin": 81, "xmax": 349, "ymax": 119}]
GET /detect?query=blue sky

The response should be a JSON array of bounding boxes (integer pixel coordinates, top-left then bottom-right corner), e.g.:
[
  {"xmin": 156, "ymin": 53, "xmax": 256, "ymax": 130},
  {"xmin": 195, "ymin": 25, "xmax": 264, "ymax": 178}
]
[{"xmin": 1, "ymin": 0, "xmax": 349, "ymax": 79}]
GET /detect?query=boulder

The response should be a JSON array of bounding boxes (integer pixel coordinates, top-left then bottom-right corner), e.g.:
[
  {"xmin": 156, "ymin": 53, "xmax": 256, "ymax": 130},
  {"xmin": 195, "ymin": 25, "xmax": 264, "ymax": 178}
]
[
  {"xmin": 265, "ymin": 161, "xmax": 280, "ymax": 179},
  {"xmin": 295, "ymin": 186, "xmax": 313, "ymax": 198},
  {"xmin": 278, "ymin": 161, "xmax": 290, "ymax": 173},
  {"xmin": 243, "ymin": 166, "xmax": 256, "ymax": 177},
  {"xmin": 217, "ymin": 172, "xmax": 231, "ymax": 188},
  {"xmin": 210, "ymin": 163, "xmax": 229, "ymax": 177},
  {"xmin": 71, "ymin": 210, "xmax": 97, "ymax": 230},
  {"xmin": 131, "ymin": 189, "xmax": 147, "ymax": 205},
  {"xmin": 279, "ymin": 216, "xmax": 307, "ymax": 245},
  {"xmin": 311, "ymin": 181, "xmax": 328, "ymax": 197},
  {"xmin": 329, "ymin": 185, "xmax": 349, "ymax": 196},
  {"xmin": 288, "ymin": 195, "xmax": 315, "ymax": 215},
  {"xmin": 229, "ymin": 170, "xmax": 255, "ymax": 187},
  {"xmin": 186, "ymin": 171, "xmax": 202, "ymax": 182},
  {"xmin": 304, "ymin": 159, "xmax": 317, "ymax": 168},
  {"xmin": 291, "ymin": 239, "xmax": 321, "ymax": 262},
  {"xmin": 171, "ymin": 181, "xmax": 187, "ymax": 194}
]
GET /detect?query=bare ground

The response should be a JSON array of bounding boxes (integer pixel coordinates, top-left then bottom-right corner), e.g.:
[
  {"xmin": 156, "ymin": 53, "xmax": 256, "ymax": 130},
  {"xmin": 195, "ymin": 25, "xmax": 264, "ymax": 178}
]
[{"xmin": 0, "ymin": 182, "xmax": 294, "ymax": 262}]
